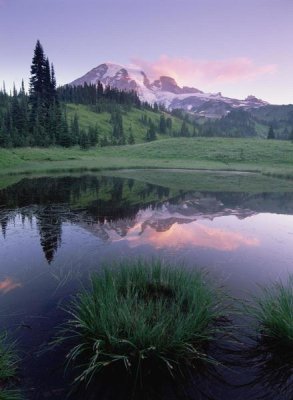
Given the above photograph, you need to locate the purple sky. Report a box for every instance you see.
[0,0,292,104]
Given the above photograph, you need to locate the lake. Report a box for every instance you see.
[0,171,292,399]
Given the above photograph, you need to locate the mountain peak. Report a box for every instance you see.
[70,62,269,117]
[244,95,268,105]
[152,76,181,93]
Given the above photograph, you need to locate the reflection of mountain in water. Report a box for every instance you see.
[0,176,171,263]
[1,175,293,262]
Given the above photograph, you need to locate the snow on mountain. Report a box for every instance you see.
[70,62,269,117]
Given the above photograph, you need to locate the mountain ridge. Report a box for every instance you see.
[70,62,269,118]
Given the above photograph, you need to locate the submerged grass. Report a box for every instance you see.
[60,260,228,386]
[0,333,21,400]
[249,276,293,347]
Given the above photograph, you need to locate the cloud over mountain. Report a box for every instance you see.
[131,55,277,87]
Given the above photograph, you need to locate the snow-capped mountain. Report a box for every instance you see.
[70,62,269,117]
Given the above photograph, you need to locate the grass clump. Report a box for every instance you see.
[61,260,228,385]
[0,333,21,400]
[250,276,293,347]
[243,276,293,398]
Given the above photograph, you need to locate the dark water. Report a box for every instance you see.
[0,173,292,399]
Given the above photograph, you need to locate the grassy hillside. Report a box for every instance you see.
[66,103,195,143]
[198,105,293,139]
[252,105,293,138]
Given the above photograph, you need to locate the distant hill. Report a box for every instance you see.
[65,103,196,144]
[70,62,293,139]
[199,106,293,139]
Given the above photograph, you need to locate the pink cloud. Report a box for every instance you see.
[131,55,277,87]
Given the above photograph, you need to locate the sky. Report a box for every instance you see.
[0,0,292,104]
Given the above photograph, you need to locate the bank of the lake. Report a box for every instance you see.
[1,138,293,185]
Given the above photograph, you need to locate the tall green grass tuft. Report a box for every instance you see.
[60,260,228,386]
[0,333,21,400]
[249,276,293,347]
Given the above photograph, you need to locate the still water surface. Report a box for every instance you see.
[0,173,292,399]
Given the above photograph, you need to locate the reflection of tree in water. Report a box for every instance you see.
[138,183,170,201]
[0,214,8,238]
[0,176,172,263]
[2,175,293,264]
[0,206,63,264]
[36,207,63,264]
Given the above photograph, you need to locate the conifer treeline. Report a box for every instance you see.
[0,40,200,148]
[0,41,146,148]
[1,41,62,147]
[58,82,142,111]
[0,81,29,147]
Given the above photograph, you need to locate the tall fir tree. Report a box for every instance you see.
[70,113,80,144]
[146,121,157,141]
[159,114,167,133]
[29,40,46,103]
[50,63,58,103]
[267,125,275,140]
[29,40,62,146]
[180,120,190,137]
[29,40,47,144]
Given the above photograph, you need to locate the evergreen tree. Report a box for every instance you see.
[59,115,71,147]
[29,40,46,104]
[0,116,11,147]
[29,40,46,142]
[145,121,157,141]
[97,81,104,97]
[19,80,29,144]
[50,63,58,103]
[110,111,125,145]
[29,40,62,146]
[166,117,172,131]
[267,125,275,140]
[100,135,109,147]
[11,85,21,144]
[180,121,190,137]
[70,113,80,144]
[128,126,135,144]
[79,129,90,149]
[44,58,52,106]
[88,125,98,146]
[159,115,167,134]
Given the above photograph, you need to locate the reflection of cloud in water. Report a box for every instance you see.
[0,277,22,294]
[127,221,259,251]
[80,207,260,251]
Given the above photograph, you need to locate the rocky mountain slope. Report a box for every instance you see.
[70,62,269,118]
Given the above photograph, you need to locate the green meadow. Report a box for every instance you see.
[0,138,293,191]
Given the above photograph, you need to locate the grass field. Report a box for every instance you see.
[0,138,293,189]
